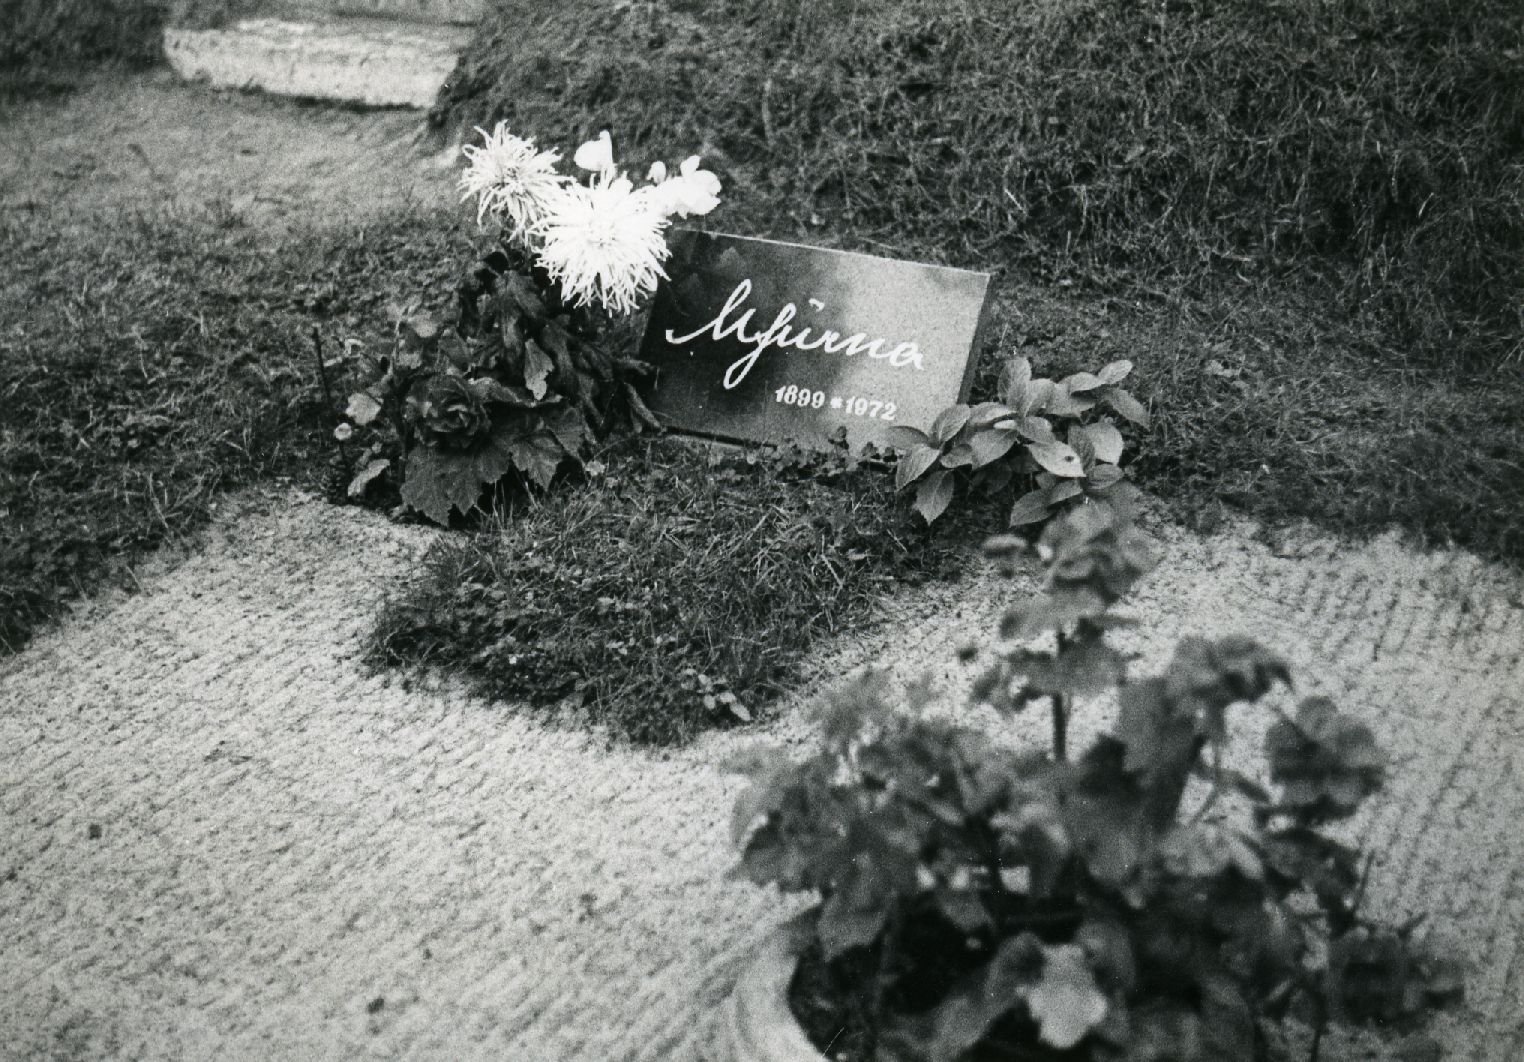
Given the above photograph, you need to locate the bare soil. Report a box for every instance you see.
[0,68,457,230]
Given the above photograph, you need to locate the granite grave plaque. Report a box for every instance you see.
[638,231,992,450]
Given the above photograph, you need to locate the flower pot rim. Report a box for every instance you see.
[720,918,829,1062]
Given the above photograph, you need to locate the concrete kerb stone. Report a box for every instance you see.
[165,16,475,108]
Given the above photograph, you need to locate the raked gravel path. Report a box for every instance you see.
[2,489,1522,1061]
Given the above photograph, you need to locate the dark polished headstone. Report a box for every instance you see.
[638,231,991,450]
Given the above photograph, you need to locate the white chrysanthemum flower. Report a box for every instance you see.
[647,154,722,219]
[535,172,670,316]
[458,122,569,242]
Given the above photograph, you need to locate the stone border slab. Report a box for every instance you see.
[165,17,473,108]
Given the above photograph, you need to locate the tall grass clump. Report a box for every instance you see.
[0,0,166,72]
[436,0,1523,366]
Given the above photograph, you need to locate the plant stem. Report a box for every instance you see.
[863,907,902,1059]
[1052,631,1071,761]
[1053,693,1068,762]
[311,328,350,467]
[1191,743,1226,823]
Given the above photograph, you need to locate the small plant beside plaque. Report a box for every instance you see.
[335,125,722,524]
[890,356,1151,528]
[728,502,1463,1062]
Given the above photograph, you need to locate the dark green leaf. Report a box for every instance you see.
[914,470,956,524]
[992,799,1071,894]
[1047,479,1084,505]
[1097,359,1133,385]
[1067,424,1097,470]
[1157,823,1262,880]
[1027,439,1086,478]
[1116,678,1199,787]
[499,272,545,323]
[438,329,473,372]
[538,318,577,383]
[896,443,944,491]
[999,589,1108,639]
[968,427,1020,468]
[400,436,516,524]
[931,405,973,445]
[1008,636,1127,698]
[967,401,1017,428]
[1063,741,1152,886]
[523,339,554,400]
[507,430,565,490]
[1261,825,1360,913]
[1104,387,1150,427]
[1045,385,1096,417]
[1075,918,1136,995]
[1010,488,1053,526]
[885,933,1044,1062]
[469,376,540,408]
[1016,415,1056,443]
[542,406,590,457]
[1086,463,1125,491]
[1002,356,1033,413]
[884,424,930,451]
[1266,696,1386,821]
[1163,636,1291,723]
[940,443,977,469]
[1083,421,1125,464]
[818,839,910,959]
[1061,371,1105,394]
[976,460,1016,496]
[1026,378,1056,414]
[1327,927,1429,1023]
[935,889,993,933]
[346,457,389,498]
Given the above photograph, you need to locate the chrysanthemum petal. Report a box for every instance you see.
[535,173,671,316]
[457,121,569,244]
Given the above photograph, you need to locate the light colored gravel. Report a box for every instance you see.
[2,490,1521,1061]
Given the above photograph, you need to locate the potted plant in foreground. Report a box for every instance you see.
[724,502,1463,1061]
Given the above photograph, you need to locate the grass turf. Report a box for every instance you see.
[4,11,1521,739]
[0,205,472,652]
[436,0,1523,368]
[0,0,166,73]
[367,437,965,745]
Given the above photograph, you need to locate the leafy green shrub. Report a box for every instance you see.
[337,126,720,524]
[730,502,1463,1060]
[367,436,961,744]
[335,259,658,524]
[437,0,1523,366]
[891,356,1149,528]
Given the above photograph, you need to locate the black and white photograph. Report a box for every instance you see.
[2,1,1520,1059]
